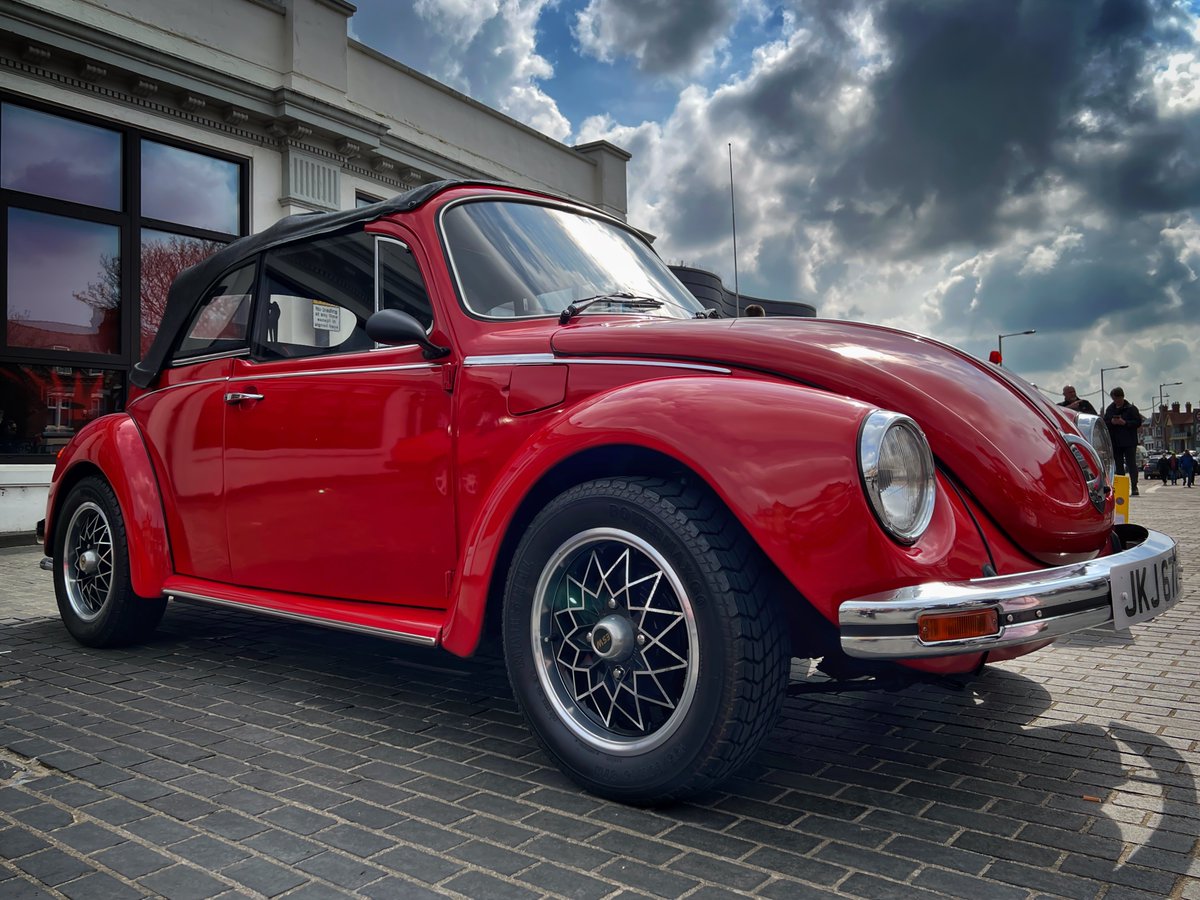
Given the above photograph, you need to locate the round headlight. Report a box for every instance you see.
[859,411,936,544]
[1074,413,1115,488]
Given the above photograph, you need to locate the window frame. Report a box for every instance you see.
[0,92,248,462]
[0,95,248,369]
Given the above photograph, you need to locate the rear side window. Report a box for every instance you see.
[173,263,255,361]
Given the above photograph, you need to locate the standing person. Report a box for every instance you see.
[1180,449,1195,487]
[1169,452,1179,485]
[1104,388,1144,496]
[1059,385,1097,414]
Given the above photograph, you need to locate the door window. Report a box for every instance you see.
[253,231,434,360]
[255,231,375,360]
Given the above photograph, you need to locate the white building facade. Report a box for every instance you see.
[0,0,630,534]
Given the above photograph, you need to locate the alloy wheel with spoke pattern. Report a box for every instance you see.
[533,528,699,754]
[504,476,789,803]
[53,476,167,647]
[63,501,115,622]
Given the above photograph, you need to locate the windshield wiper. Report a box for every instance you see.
[559,291,664,324]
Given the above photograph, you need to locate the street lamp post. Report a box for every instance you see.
[1159,381,1183,452]
[1100,364,1129,403]
[997,329,1036,365]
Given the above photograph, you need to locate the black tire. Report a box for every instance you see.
[53,476,166,648]
[502,476,789,803]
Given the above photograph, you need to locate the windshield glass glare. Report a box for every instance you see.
[442,199,705,320]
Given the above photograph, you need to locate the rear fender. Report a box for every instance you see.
[45,414,172,599]
[441,376,877,656]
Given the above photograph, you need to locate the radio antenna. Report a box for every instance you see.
[728,142,741,317]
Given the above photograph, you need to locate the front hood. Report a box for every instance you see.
[552,317,1107,559]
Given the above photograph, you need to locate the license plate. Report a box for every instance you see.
[1110,545,1181,630]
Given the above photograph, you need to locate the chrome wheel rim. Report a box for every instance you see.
[531,528,699,755]
[62,501,114,622]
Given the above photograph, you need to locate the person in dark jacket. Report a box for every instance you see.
[1059,385,1097,415]
[1181,450,1196,487]
[1104,387,1144,495]
[1158,454,1171,483]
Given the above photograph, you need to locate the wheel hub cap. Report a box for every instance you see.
[591,615,635,662]
[78,550,100,575]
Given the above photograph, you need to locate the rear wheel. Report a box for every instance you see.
[54,476,166,647]
[502,476,788,803]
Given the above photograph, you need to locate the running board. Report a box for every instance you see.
[162,577,443,647]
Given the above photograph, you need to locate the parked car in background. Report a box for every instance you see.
[1145,454,1165,479]
[38,180,1181,803]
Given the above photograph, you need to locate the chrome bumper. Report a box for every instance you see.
[839,528,1177,659]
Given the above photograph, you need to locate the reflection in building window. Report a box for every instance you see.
[0,365,121,458]
[1,104,122,210]
[6,209,121,355]
[142,139,240,234]
[140,230,224,358]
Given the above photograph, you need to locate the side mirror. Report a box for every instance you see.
[366,309,450,360]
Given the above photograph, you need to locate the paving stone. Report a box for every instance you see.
[58,870,147,900]
[138,864,230,900]
[12,848,93,886]
[223,856,308,896]
[92,842,173,879]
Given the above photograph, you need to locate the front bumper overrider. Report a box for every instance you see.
[839,527,1177,659]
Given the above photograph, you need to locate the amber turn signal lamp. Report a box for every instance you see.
[918,608,1000,643]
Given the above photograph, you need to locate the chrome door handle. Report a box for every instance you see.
[224,391,264,404]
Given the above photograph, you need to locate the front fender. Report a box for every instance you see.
[441,376,883,656]
[46,414,172,599]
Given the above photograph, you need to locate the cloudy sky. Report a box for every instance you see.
[350,0,1200,418]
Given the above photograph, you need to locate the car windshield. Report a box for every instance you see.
[441,198,707,320]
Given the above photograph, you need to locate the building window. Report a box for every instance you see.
[0,96,247,461]
[356,191,383,208]
[0,364,122,457]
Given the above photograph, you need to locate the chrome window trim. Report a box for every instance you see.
[462,354,730,374]
[168,591,438,647]
[168,348,250,367]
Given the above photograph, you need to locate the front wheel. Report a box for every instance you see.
[502,477,789,803]
[54,476,166,647]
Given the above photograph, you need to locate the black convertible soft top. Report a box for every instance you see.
[131,179,508,388]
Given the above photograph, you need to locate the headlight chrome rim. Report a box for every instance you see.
[1073,413,1116,491]
[859,410,937,545]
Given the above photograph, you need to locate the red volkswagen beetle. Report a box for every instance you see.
[40,181,1179,803]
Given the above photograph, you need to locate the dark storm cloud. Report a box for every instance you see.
[932,217,1200,339]
[575,0,736,75]
[818,0,1195,253]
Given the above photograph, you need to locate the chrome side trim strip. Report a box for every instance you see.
[839,528,1177,659]
[229,363,437,381]
[463,354,730,374]
[127,377,230,408]
[168,591,439,647]
[464,354,556,366]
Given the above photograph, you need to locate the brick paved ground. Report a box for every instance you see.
[0,485,1196,899]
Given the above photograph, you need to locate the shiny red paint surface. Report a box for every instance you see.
[49,182,1113,678]
[45,414,172,599]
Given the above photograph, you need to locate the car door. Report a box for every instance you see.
[127,262,257,582]
[222,230,456,607]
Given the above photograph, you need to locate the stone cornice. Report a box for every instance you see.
[0,1,386,149]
